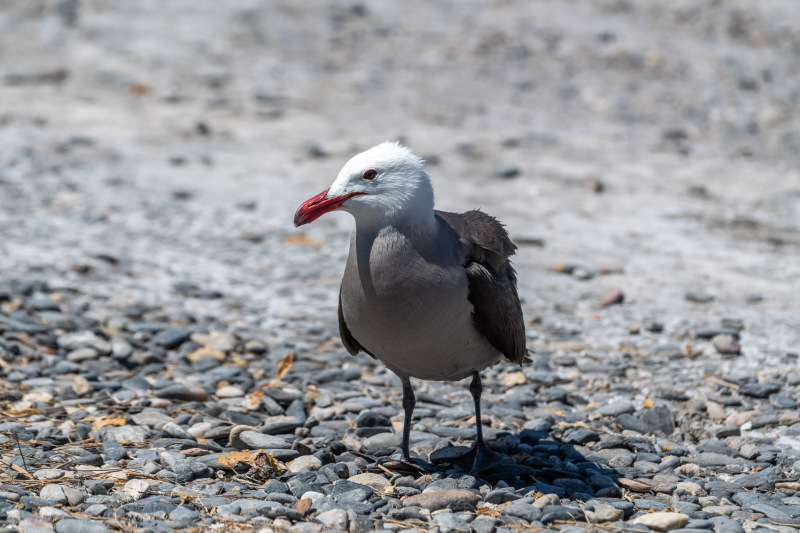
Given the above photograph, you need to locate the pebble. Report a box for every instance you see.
[712,334,741,355]
[18,517,55,533]
[54,520,110,533]
[631,512,689,531]
[154,384,208,402]
[362,432,401,451]
[39,485,85,506]
[348,473,391,493]
[432,512,470,532]
[738,382,783,398]
[150,328,190,349]
[315,509,348,529]
[404,489,482,510]
[493,165,520,179]
[715,426,740,438]
[288,455,322,473]
[586,503,624,523]
[685,290,714,303]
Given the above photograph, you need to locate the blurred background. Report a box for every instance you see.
[0,0,798,356]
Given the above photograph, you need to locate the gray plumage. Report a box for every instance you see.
[338,208,525,380]
[294,142,526,470]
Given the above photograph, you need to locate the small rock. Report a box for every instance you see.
[54,519,110,533]
[19,516,56,533]
[432,512,470,532]
[362,432,401,451]
[563,428,600,445]
[288,455,322,473]
[70,376,93,396]
[216,385,244,398]
[191,331,237,352]
[586,503,623,523]
[232,431,291,450]
[749,414,778,429]
[493,164,520,179]
[533,493,560,509]
[404,489,481,511]
[470,517,499,533]
[601,288,624,307]
[644,320,664,333]
[715,426,740,438]
[739,382,782,398]
[66,348,97,363]
[154,384,207,402]
[675,482,707,498]
[132,410,173,428]
[631,512,689,531]
[34,469,66,480]
[39,485,85,506]
[293,498,313,515]
[57,331,111,353]
[315,509,348,530]
[348,473,391,493]
[739,443,760,460]
[150,328,190,349]
[685,290,714,303]
[675,463,701,477]
[771,393,798,409]
[303,140,327,158]
[91,425,149,443]
[712,334,741,355]
[618,478,652,493]
[169,506,199,522]
[123,479,151,501]
[597,401,635,416]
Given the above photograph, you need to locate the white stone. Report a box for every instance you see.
[39,506,70,518]
[187,422,213,437]
[631,512,689,531]
[123,479,151,501]
[216,385,244,398]
[315,509,348,530]
[287,455,322,473]
[301,491,325,502]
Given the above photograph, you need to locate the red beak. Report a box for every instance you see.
[293,189,366,227]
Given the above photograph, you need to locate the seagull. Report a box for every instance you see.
[294,142,526,473]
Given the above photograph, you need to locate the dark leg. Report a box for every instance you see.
[401,376,415,462]
[469,372,485,446]
[469,371,494,472]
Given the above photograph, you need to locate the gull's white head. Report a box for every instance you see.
[294,142,435,227]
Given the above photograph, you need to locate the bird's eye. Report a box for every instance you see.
[362,169,377,180]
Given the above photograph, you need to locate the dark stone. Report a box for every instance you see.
[562,428,600,445]
[150,328,190,349]
[738,382,782,398]
[356,411,392,428]
[693,328,741,339]
[494,165,520,179]
[638,405,675,435]
[552,478,594,498]
[541,506,586,524]
[616,414,654,435]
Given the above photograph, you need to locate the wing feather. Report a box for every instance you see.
[435,209,527,364]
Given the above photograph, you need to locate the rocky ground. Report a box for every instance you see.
[1,1,800,532]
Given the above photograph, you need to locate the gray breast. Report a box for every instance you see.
[340,219,501,381]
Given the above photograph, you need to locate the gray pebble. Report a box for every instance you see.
[493,165,520,179]
[55,519,110,533]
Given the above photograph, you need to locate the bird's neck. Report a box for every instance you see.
[354,209,438,244]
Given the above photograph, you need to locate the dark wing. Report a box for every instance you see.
[338,286,375,359]
[435,209,527,364]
